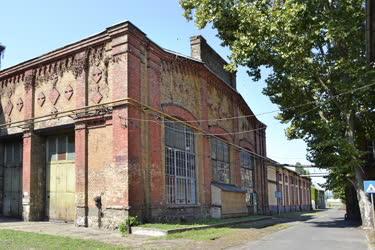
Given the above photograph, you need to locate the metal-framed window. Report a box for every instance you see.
[165,120,196,205]
[211,138,230,183]
[46,135,75,162]
[240,150,255,170]
[240,150,254,204]
[4,142,22,165]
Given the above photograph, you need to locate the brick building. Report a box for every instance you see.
[267,160,312,214]
[0,21,268,228]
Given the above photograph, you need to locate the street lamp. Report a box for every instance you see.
[0,44,5,69]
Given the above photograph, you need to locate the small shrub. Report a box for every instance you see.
[119,216,140,236]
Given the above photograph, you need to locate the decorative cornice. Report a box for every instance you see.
[72,51,89,79]
[24,70,36,93]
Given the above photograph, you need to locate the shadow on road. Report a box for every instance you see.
[230,210,328,230]
[306,218,362,228]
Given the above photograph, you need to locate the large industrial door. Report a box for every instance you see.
[3,142,23,217]
[46,135,75,222]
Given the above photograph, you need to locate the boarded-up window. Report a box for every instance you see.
[165,120,196,205]
[211,138,230,183]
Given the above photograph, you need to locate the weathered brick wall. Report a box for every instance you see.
[0,21,270,227]
[275,167,311,212]
[33,66,76,130]
[190,36,236,89]
[0,23,132,227]
[0,143,4,214]
[130,28,269,219]
[22,132,45,221]
[0,74,25,135]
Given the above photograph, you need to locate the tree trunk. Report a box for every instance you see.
[355,167,373,228]
[347,112,373,228]
[345,184,361,222]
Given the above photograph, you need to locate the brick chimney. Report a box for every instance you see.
[190,36,236,89]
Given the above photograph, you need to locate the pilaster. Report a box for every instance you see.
[0,143,4,214]
[22,129,45,221]
[75,122,88,226]
[74,51,89,226]
[110,30,131,212]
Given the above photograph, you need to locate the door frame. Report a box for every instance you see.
[45,134,76,222]
[2,141,23,218]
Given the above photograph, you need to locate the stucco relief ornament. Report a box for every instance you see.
[72,56,87,79]
[24,71,35,93]
[92,67,102,83]
[241,120,249,131]
[64,85,74,100]
[5,85,14,98]
[37,92,46,107]
[48,74,60,105]
[91,85,103,104]
[51,107,58,118]
[50,74,59,87]
[16,98,23,111]
[4,100,13,116]
[49,87,60,105]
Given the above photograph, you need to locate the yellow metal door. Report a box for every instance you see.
[3,142,22,218]
[46,135,75,222]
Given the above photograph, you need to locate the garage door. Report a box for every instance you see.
[3,142,23,217]
[46,135,75,222]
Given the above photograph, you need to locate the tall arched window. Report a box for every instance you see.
[240,150,254,204]
[165,120,196,205]
[211,138,230,183]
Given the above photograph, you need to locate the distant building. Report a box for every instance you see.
[311,183,326,209]
[267,159,312,214]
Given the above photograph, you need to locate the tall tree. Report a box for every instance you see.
[181,0,375,227]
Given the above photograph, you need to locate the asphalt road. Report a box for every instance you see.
[230,209,368,250]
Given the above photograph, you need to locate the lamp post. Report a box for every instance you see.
[0,44,5,69]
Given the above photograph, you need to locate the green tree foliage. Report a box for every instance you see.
[181,0,375,226]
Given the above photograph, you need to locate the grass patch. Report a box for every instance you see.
[165,227,235,241]
[140,215,267,230]
[0,229,125,250]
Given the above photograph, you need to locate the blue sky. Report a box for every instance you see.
[0,0,314,167]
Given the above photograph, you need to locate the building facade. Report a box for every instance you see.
[0,22,268,229]
[311,184,326,210]
[267,161,311,214]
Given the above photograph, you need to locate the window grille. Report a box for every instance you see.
[240,150,254,204]
[211,138,230,183]
[165,121,196,205]
[4,142,22,164]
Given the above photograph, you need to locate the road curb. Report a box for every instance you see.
[132,216,272,236]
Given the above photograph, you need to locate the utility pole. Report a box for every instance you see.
[0,44,5,69]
